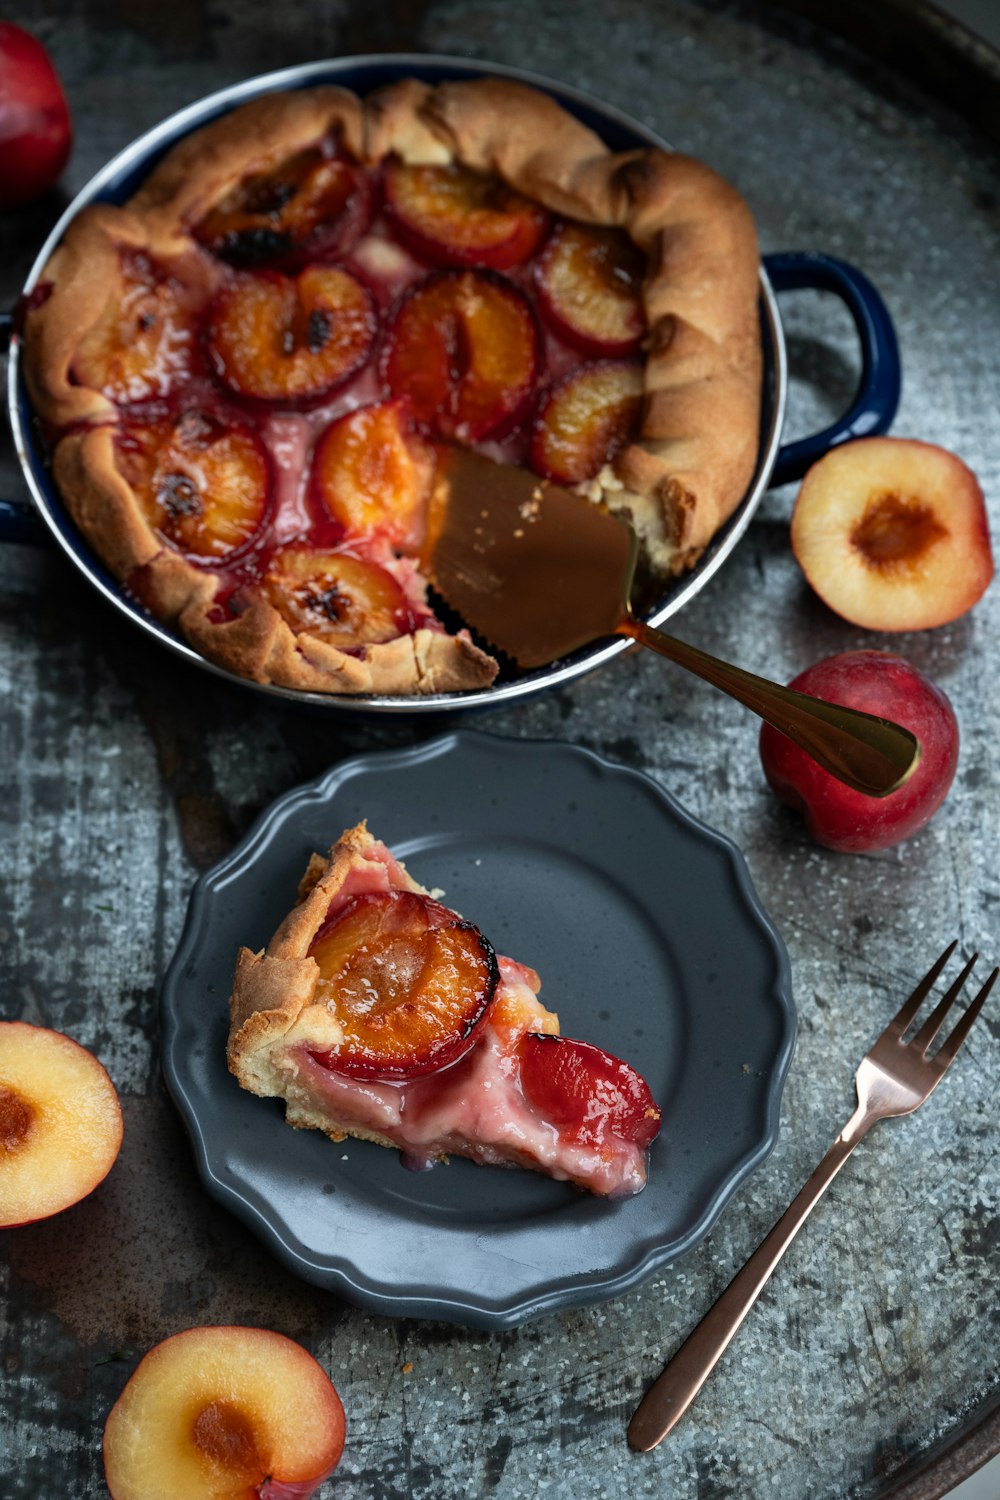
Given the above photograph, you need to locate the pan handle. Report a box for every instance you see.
[0,496,50,545]
[0,309,54,546]
[764,251,900,487]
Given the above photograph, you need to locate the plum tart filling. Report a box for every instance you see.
[51,159,648,630]
[26,81,763,693]
[294,987,654,1198]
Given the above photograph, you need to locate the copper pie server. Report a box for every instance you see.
[423,449,919,797]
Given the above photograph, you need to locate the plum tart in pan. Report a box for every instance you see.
[23,79,761,696]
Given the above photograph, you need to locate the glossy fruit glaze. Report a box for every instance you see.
[57,139,648,653]
[308,889,499,1079]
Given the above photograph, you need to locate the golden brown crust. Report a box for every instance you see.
[128,87,367,241]
[182,603,497,695]
[24,77,762,683]
[362,78,452,166]
[23,207,144,431]
[228,824,425,1131]
[50,429,497,695]
[52,427,159,578]
[228,946,323,1059]
[227,823,380,1088]
[269,822,424,960]
[368,78,615,216]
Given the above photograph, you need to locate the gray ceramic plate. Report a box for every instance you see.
[161,732,796,1329]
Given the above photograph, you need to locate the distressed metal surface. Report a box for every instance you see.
[1,2,998,1497]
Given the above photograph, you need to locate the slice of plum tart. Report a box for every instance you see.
[22,78,762,697]
[227,823,661,1197]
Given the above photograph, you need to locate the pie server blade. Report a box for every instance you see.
[422,447,920,798]
[424,445,636,671]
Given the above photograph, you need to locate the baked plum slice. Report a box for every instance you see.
[383,269,539,442]
[74,252,199,403]
[535,223,646,356]
[520,1033,661,1152]
[310,399,434,553]
[207,265,375,407]
[194,148,372,268]
[257,546,409,649]
[309,890,499,1080]
[116,409,271,562]
[531,359,644,483]
[383,159,549,270]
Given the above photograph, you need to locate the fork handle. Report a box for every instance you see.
[627,1104,873,1451]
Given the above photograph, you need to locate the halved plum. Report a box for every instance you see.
[194,149,372,268]
[310,399,434,553]
[309,891,499,1079]
[207,265,376,407]
[258,545,409,649]
[520,1032,661,1152]
[535,223,646,355]
[116,409,271,562]
[74,252,199,403]
[383,269,539,442]
[103,1326,346,1500]
[790,437,994,631]
[531,360,644,484]
[383,159,549,270]
[0,1021,123,1229]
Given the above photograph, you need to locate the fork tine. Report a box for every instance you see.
[885,940,958,1038]
[910,951,979,1054]
[932,966,999,1071]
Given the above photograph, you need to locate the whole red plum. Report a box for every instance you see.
[759,650,959,853]
[0,24,72,210]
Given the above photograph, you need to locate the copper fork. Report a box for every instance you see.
[628,942,998,1451]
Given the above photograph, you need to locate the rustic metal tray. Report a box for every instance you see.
[1,3,997,1498]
